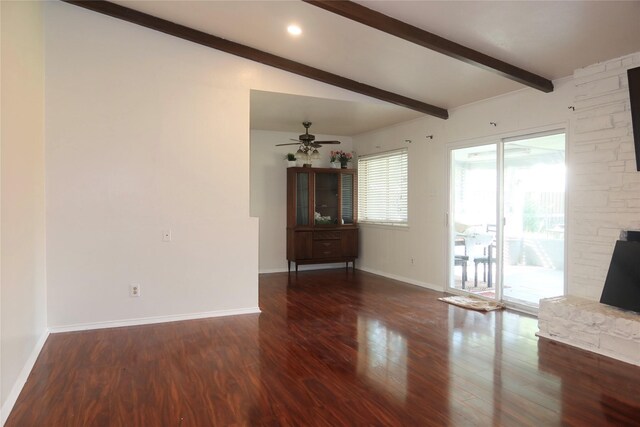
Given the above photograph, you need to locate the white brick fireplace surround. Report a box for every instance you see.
[538,52,640,365]
[569,51,640,300]
[538,296,640,366]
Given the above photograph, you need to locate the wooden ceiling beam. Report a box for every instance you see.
[304,0,554,93]
[61,0,449,119]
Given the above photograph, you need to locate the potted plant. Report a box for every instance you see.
[329,151,340,169]
[285,153,297,167]
[330,150,353,169]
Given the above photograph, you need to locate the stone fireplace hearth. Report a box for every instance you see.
[537,296,640,366]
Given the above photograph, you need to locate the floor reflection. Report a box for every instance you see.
[448,307,562,425]
[538,338,640,425]
[357,316,408,402]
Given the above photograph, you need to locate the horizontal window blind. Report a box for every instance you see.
[358,149,408,225]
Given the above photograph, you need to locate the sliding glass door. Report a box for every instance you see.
[502,132,565,306]
[448,131,566,308]
[449,145,498,298]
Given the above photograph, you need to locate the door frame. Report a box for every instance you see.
[446,139,500,301]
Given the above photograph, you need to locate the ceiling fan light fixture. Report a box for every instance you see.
[311,149,320,159]
[287,24,302,36]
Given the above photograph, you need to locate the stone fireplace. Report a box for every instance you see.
[538,238,640,366]
[547,49,640,366]
[538,295,640,366]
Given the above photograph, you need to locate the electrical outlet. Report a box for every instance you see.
[130,284,141,297]
[162,230,172,242]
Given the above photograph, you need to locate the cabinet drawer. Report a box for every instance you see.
[313,240,342,258]
[314,231,341,240]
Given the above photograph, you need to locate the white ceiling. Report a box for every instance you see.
[114,1,640,135]
[250,90,423,135]
[358,1,640,80]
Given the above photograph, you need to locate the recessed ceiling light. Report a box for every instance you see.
[287,24,302,36]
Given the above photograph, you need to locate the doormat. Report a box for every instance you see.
[438,295,505,312]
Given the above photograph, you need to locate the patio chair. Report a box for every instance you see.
[474,225,497,287]
[455,255,469,289]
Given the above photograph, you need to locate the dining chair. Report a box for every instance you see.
[455,255,469,288]
[473,225,497,287]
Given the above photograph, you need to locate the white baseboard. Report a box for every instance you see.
[48,307,261,333]
[1,329,50,426]
[357,266,443,292]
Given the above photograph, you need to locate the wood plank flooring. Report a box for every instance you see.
[7,269,640,426]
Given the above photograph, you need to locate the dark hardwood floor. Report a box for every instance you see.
[7,270,640,426]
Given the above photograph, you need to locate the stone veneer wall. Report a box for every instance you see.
[569,51,640,300]
[540,52,640,366]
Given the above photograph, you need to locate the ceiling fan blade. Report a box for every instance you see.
[275,124,338,147]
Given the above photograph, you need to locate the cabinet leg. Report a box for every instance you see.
[287,261,290,273]
[295,263,299,273]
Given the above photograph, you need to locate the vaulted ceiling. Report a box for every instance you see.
[73,0,640,134]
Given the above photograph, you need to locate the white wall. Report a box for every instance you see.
[353,77,575,291]
[250,129,353,272]
[44,2,376,329]
[354,51,640,301]
[1,1,48,422]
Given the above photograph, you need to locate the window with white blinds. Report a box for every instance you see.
[358,149,408,225]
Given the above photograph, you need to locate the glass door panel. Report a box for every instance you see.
[315,173,338,225]
[502,133,565,306]
[296,172,309,226]
[450,145,497,296]
[341,174,354,224]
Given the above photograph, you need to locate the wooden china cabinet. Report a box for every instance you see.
[286,167,358,272]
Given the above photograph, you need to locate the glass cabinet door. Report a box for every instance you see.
[341,174,354,224]
[296,172,309,226]
[315,173,338,225]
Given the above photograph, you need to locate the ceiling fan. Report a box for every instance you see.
[275,121,341,149]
